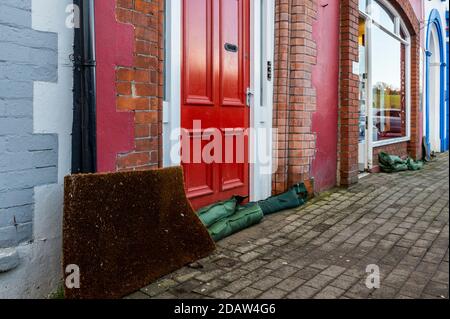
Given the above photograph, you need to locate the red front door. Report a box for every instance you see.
[181,0,250,210]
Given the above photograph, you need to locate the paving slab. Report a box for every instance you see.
[126,154,449,299]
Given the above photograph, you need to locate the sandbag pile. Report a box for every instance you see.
[198,184,308,242]
[379,152,424,173]
[258,183,308,215]
[208,202,264,242]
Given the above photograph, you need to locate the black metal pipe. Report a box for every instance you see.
[72,0,97,173]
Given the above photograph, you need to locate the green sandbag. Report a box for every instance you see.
[379,152,405,166]
[379,152,424,173]
[258,183,307,216]
[208,203,264,242]
[292,183,308,201]
[197,197,237,227]
[379,152,408,173]
[379,162,408,173]
[407,158,424,171]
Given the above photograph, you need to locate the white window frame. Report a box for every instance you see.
[162,0,275,202]
[360,0,412,168]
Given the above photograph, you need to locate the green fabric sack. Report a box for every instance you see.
[379,152,424,173]
[379,152,408,173]
[380,162,408,173]
[379,152,405,166]
[407,158,424,171]
[292,183,309,205]
[208,203,264,242]
[258,185,306,216]
[292,182,308,202]
[197,197,238,228]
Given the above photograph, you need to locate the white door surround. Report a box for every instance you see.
[427,24,442,153]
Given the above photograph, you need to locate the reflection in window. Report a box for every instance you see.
[359,0,367,13]
[372,25,406,141]
[359,17,367,143]
[371,0,395,33]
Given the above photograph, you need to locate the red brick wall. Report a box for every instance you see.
[272,0,318,195]
[103,0,422,197]
[338,0,422,185]
[338,0,360,186]
[108,0,321,196]
[114,0,164,171]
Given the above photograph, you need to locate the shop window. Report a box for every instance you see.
[371,0,396,33]
[371,24,406,141]
[359,0,411,145]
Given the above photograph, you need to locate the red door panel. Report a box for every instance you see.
[220,0,245,107]
[182,131,215,198]
[183,0,214,106]
[182,0,250,210]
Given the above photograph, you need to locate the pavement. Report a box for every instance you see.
[126,153,449,299]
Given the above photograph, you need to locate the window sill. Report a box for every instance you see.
[372,136,411,148]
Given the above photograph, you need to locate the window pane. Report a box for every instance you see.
[371,1,395,33]
[400,28,407,40]
[372,25,406,141]
[359,0,367,13]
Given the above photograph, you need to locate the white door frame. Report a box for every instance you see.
[162,0,275,202]
[427,24,442,152]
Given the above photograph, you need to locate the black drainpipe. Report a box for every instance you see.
[72,0,97,173]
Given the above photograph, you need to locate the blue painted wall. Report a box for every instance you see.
[425,9,448,153]
[445,10,450,154]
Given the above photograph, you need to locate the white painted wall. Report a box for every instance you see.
[424,0,449,153]
[429,26,441,152]
[0,0,73,298]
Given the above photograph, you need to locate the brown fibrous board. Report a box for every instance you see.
[63,167,216,299]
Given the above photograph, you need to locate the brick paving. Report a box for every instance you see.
[127,154,449,299]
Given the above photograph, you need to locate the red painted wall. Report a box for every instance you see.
[410,0,423,19]
[95,0,135,172]
[311,1,340,192]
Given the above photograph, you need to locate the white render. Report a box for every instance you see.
[0,0,73,299]
[424,0,449,153]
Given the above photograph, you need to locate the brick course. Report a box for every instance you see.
[272,0,318,194]
[114,0,164,171]
[108,0,423,195]
[338,0,360,186]
[111,0,321,195]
